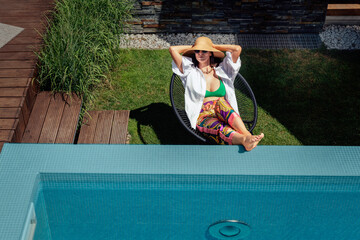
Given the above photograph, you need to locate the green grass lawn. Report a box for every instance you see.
[89,48,360,146]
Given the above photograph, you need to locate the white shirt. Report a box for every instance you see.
[172,51,241,129]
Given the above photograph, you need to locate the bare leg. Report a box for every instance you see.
[230,114,264,150]
[230,115,252,135]
[215,98,253,136]
[232,132,264,151]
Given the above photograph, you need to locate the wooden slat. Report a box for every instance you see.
[93,110,114,144]
[13,23,47,30]
[14,110,25,143]
[0,78,30,87]
[0,130,14,141]
[23,84,38,121]
[327,9,360,16]
[0,108,20,118]
[55,94,82,143]
[0,7,52,12]
[327,4,360,16]
[21,92,51,143]
[0,97,23,107]
[110,110,130,144]
[0,69,34,78]
[77,110,130,144]
[17,29,44,38]
[0,119,18,130]
[0,3,53,9]
[77,111,100,144]
[20,94,30,125]
[0,61,36,68]
[0,10,51,17]
[0,14,50,21]
[0,17,37,24]
[0,45,41,53]
[2,19,50,27]
[0,52,37,61]
[0,142,4,152]
[38,93,66,143]
[0,3,54,9]
[328,4,360,9]
[0,88,26,97]
[6,37,43,45]
[0,0,52,2]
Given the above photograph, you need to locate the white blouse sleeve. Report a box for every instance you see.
[172,56,194,78]
[218,51,241,81]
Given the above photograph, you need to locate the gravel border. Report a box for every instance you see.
[320,25,360,50]
[119,33,237,49]
[119,25,360,50]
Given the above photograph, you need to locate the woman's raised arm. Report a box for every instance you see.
[169,45,192,73]
[212,44,242,63]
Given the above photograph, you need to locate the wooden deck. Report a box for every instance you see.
[0,0,130,152]
[0,0,55,151]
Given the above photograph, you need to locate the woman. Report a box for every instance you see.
[169,36,264,151]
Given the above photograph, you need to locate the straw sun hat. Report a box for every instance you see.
[183,37,225,59]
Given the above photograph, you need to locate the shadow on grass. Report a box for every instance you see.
[130,103,204,144]
[130,103,250,151]
[241,49,360,145]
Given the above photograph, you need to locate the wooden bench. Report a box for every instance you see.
[21,91,82,143]
[327,4,360,16]
[326,4,360,25]
[77,110,130,144]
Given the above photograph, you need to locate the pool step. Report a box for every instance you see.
[77,110,130,144]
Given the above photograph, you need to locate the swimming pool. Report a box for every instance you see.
[34,173,360,240]
[0,144,360,240]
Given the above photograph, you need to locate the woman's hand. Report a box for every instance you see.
[212,44,242,63]
[169,45,192,73]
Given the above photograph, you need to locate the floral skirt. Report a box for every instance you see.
[196,98,241,145]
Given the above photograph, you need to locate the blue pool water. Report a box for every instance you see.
[34,174,360,240]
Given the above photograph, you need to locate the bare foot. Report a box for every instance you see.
[243,133,264,151]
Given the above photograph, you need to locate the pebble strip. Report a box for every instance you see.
[320,25,360,50]
[119,33,237,49]
[119,25,360,50]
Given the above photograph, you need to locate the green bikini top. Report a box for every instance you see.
[205,78,226,98]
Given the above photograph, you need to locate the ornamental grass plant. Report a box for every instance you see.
[35,0,133,103]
